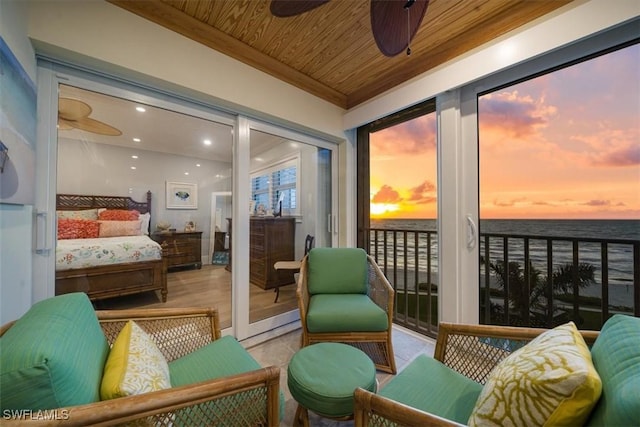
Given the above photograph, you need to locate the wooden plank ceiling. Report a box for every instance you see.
[108,0,573,109]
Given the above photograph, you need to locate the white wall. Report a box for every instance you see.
[0,0,37,323]
[57,138,231,261]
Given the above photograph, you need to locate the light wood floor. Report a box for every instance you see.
[95,264,298,329]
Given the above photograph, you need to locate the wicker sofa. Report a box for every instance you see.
[0,293,281,426]
[354,315,640,426]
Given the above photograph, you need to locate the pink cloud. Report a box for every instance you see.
[407,180,437,204]
[479,90,556,140]
[371,114,436,155]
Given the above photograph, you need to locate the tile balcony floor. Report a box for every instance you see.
[246,325,436,426]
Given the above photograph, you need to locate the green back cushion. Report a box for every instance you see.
[0,293,109,410]
[586,314,640,426]
[380,354,483,424]
[307,247,368,294]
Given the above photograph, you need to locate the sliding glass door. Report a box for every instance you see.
[236,120,337,340]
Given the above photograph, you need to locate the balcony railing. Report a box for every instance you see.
[365,227,639,338]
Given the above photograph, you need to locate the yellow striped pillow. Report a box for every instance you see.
[468,321,601,427]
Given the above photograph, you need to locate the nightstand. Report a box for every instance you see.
[151,231,202,270]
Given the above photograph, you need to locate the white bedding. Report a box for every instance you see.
[56,235,162,271]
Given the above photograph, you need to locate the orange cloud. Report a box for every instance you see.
[372,185,402,203]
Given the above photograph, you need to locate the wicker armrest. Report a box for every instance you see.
[435,322,599,384]
[354,388,465,427]
[5,366,281,426]
[366,255,394,313]
[97,307,221,362]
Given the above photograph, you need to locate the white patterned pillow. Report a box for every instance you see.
[468,321,602,427]
[100,321,171,400]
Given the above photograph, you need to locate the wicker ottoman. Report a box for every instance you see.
[288,342,377,426]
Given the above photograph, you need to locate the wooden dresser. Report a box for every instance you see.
[227,217,296,289]
[151,231,202,271]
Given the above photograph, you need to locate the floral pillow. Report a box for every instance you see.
[98,220,142,237]
[58,218,100,239]
[98,209,140,221]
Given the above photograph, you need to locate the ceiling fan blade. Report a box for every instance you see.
[371,0,429,57]
[69,117,122,136]
[270,0,330,17]
[57,119,74,131]
[58,98,92,121]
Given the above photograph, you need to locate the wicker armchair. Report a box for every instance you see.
[1,306,281,426]
[297,247,396,373]
[353,322,600,427]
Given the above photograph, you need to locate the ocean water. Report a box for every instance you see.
[369,218,639,308]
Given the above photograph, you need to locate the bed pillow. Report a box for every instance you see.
[57,209,98,220]
[468,321,602,427]
[98,220,142,237]
[139,212,151,235]
[98,209,140,221]
[100,321,171,400]
[57,218,100,239]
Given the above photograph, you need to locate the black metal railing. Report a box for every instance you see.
[365,227,639,338]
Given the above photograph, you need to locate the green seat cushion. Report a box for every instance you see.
[308,247,368,294]
[169,335,285,420]
[0,293,109,411]
[306,294,388,333]
[169,336,262,385]
[288,342,377,418]
[586,314,640,426]
[380,354,483,425]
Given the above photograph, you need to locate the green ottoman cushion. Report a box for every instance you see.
[307,294,388,333]
[288,342,377,418]
[0,293,109,411]
[380,354,483,425]
[308,248,368,294]
[586,314,640,426]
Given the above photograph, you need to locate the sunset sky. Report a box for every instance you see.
[370,43,639,220]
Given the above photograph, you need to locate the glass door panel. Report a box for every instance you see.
[55,84,235,328]
[246,127,333,329]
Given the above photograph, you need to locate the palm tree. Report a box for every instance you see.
[485,258,595,327]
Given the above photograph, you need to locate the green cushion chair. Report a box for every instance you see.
[297,247,396,373]
[353,315,640,427]
[0,293,282,426]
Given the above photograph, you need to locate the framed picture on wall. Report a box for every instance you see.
[166,181,198,209]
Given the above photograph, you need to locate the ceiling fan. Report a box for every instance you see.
[270,0,430,57]
[58,98,122,136]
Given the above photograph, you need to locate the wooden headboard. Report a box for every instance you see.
[56,191,152,215]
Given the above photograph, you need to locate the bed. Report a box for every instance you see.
[55,192,168,302]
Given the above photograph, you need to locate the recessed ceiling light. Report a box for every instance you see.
[203,139,212,146]
[196,163,201,167]
[184,172,189,175]
[131,155,138,159]
[131,166,137,170]
[133,138,141,142]
[136,106,146,112]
